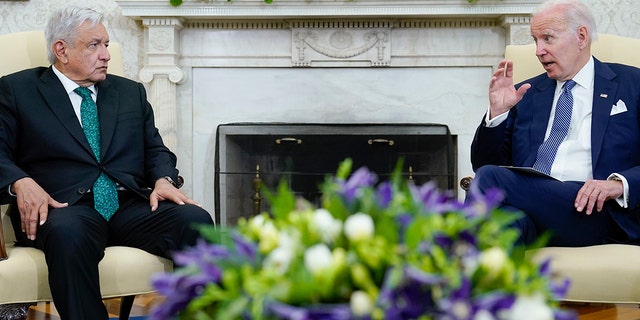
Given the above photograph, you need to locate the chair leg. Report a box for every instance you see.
[119,295,135,320]
[0,303,36,320]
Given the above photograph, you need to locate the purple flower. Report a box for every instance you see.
[173,238,230,268]
[339,167,377,202]
[434,233,453,249]
[539,258,552,277]
[437,277,473,320]
[554,308,579,320]
[150,237,256,319]
[232,232,258,261]
[395,213,413,243]
[395,213,413,229]
[433,231,479,260]
[376,181,393,207]
[538,258,571,299]
[149,272,215,320]
[377,267,443,320]
[410,182,461,214]
[463,185,504,218]
[265,299,353,320]
[473,291,516,315]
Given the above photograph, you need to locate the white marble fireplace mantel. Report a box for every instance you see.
[116,0,542,217]
[117,0,541,19]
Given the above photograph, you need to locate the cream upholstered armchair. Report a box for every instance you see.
[0,31,172,320]
[462,34,640,305]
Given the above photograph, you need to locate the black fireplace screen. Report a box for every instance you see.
[214,123,456,226]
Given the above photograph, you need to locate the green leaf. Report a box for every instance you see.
[264,180,296,220]
[335,158,353,180]
[169,0,183,6]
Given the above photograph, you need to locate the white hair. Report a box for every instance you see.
[44,6,104,64]
[534,0,598,42]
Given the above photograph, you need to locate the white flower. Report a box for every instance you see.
[473,309,496,320]
[250,214,266,228]
[303,243,333,275]
[350,290,373,316]
[247,214,266,237]
[344,212,374,242]
[312,208,342,243]
[258,221,279,253]
[278,229,298,250]
[479,247,507,277]
[503,294,553,320]
[263,246,294,275]
[452,301,471,319]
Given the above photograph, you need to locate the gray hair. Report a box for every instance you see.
[44,6,104,64]
[534,0,598,42]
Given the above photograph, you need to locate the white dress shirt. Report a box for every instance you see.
[52,65,97,125]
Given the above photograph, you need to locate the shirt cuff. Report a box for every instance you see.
[484,107,509,128]
[7,184,16,197]
[608,173,629,208]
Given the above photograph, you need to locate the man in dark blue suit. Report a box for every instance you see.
[470,0,640,247]
[0,6,214,319]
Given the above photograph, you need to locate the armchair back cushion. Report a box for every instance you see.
[506,33,640,83]
[0,30,124,77]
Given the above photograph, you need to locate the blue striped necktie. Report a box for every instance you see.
[532,79,577,175]
[74,87,119,220]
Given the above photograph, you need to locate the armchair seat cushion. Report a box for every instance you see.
[528,244,640,304]
[0,244,172,304]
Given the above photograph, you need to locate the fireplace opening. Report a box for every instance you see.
[215,123,456,227]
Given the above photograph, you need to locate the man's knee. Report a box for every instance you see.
[41,206,107,244]
[472,165,503,190]
[177,204,214,225]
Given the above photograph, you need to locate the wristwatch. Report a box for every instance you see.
[161,176,178,187]
[610,175,623,182]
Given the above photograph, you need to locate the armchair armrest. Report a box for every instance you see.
[0,207,7,261]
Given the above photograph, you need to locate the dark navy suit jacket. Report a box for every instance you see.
[0,66,178,207]
[471,58,640,241]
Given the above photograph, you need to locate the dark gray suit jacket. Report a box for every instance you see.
[0,66,178,206]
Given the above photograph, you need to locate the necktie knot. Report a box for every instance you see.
[74,86,93,100]
[563,79,576,92]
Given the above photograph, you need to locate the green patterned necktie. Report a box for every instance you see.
[74,87,119,220]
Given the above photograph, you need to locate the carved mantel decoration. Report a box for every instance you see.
[292,26,390,66]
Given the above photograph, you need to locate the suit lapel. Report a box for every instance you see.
[591,59,618,172]
[95,77,119,158]
[37,68,94,157]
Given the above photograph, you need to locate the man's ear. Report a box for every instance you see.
[52,40,68,63]
[577,25,589,50]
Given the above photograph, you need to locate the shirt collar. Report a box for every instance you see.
[557,56,594,91]
[51,65,97,96]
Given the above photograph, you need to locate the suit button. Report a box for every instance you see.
[78,188,87,194]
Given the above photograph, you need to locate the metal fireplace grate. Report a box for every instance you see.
[215,123,456,227]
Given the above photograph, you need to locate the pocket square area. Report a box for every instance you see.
[611,99,628,115]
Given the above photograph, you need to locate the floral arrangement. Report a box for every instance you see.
[150,159,576,320]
